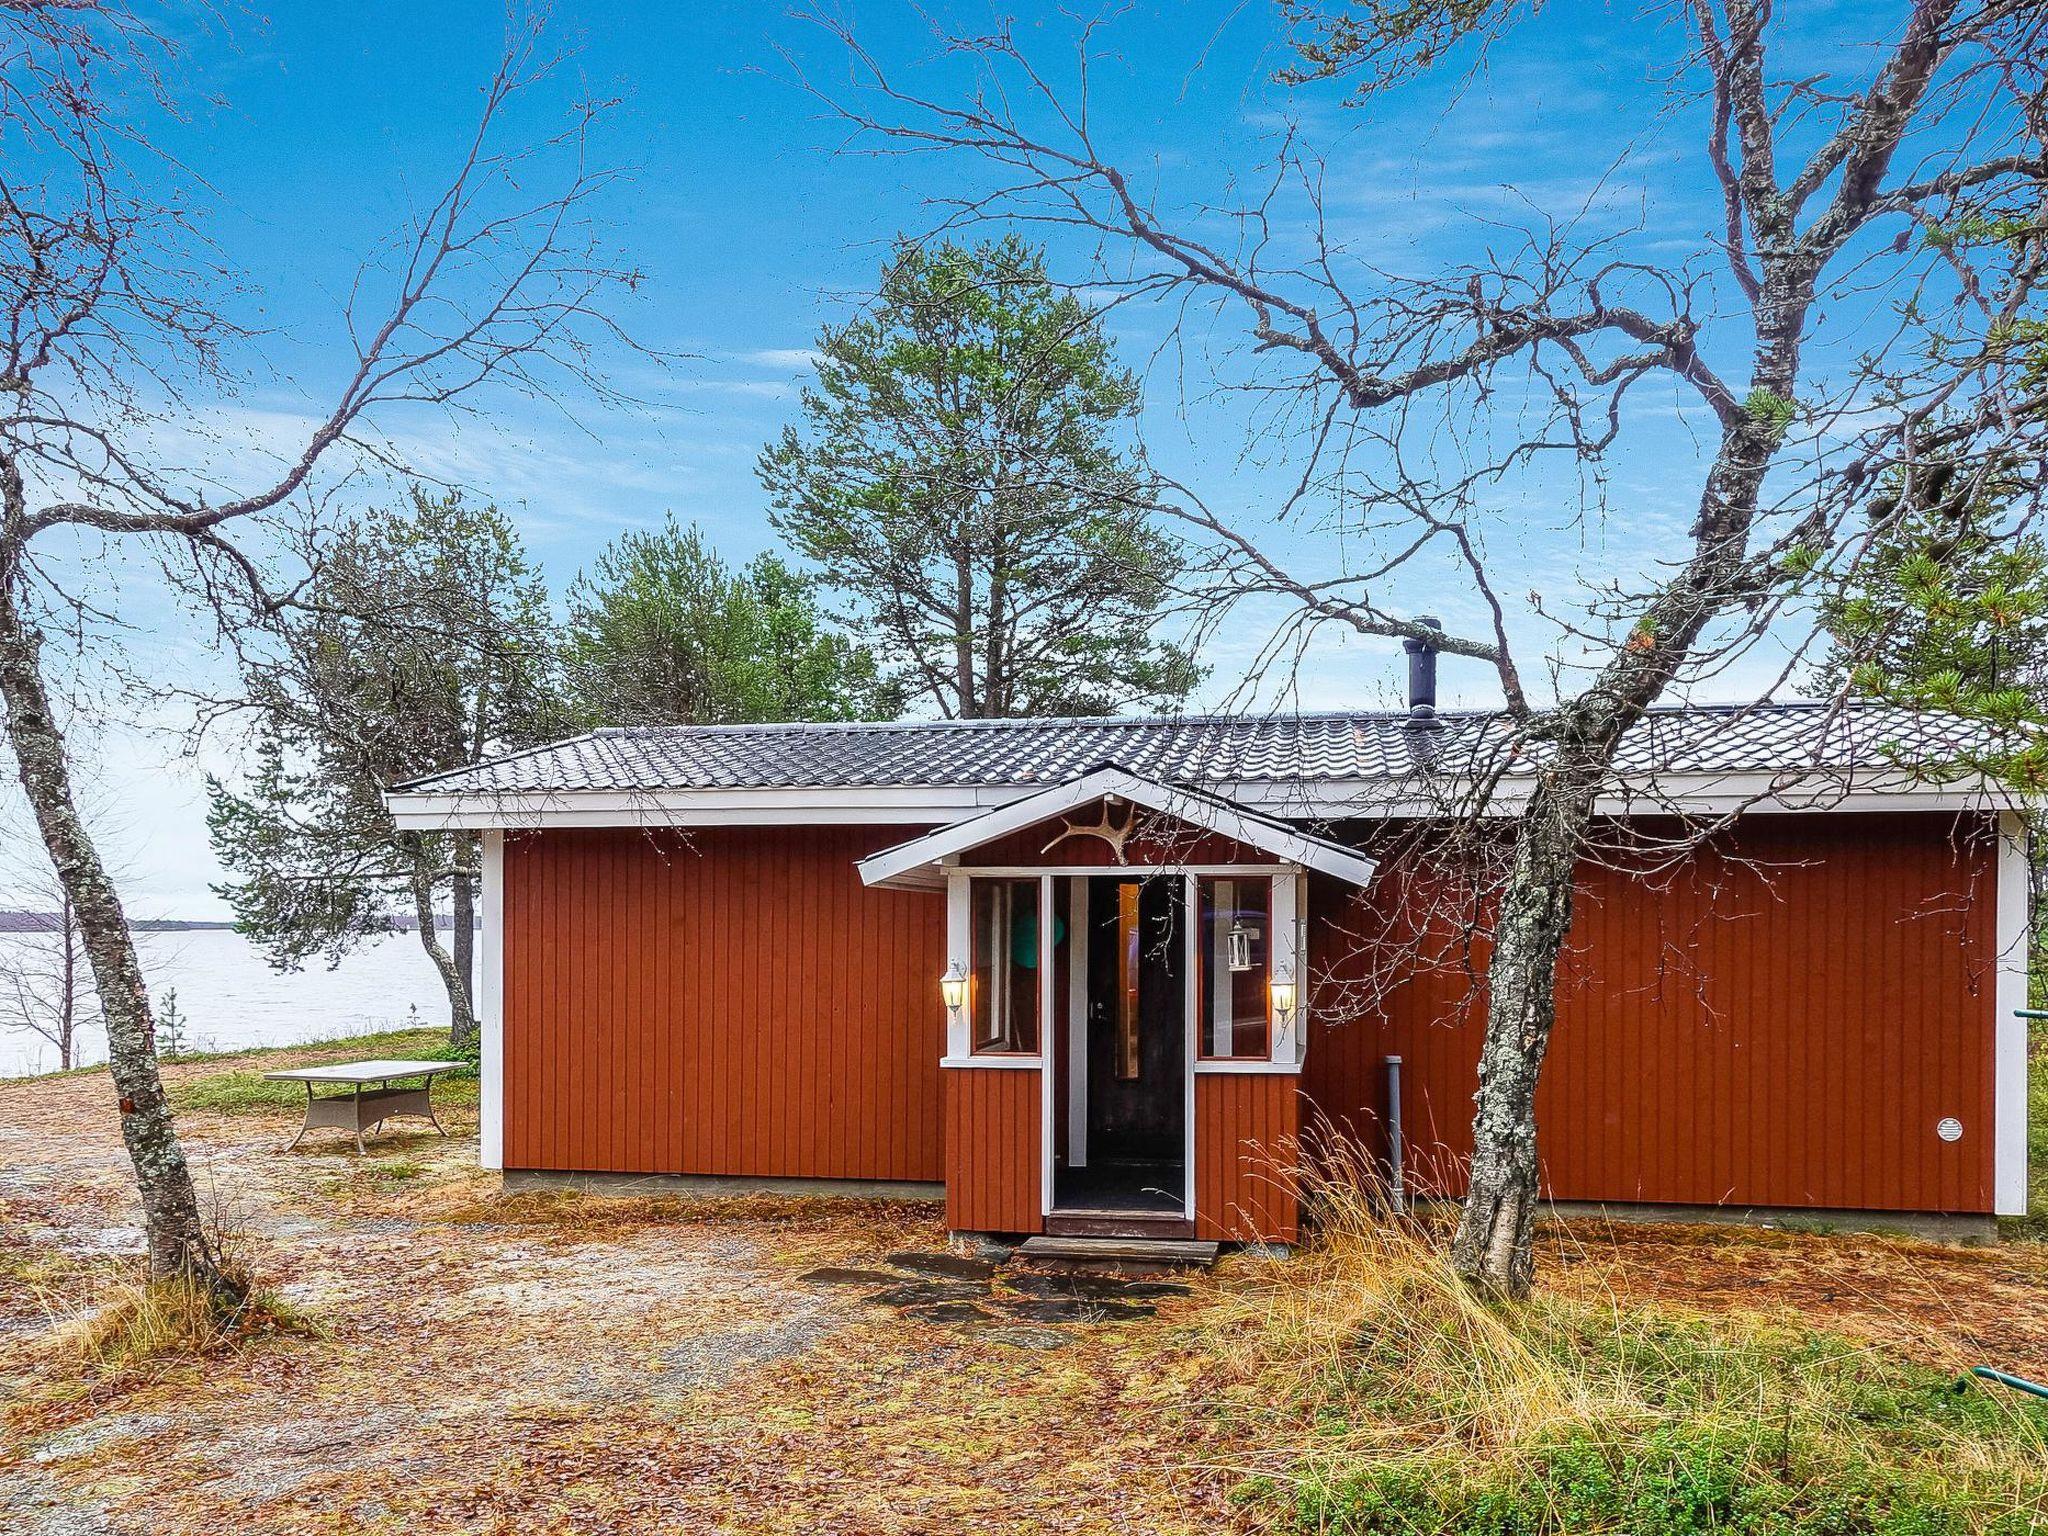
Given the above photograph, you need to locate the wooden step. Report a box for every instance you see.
[1018,1235,1220,1268]
[1043,1209,1196,1240]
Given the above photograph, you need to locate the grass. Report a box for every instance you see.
[164,1025,479,1116]
[2001,1015,2048,1240]
[1213,1143,2048,1535]
[53,1267,323,1373]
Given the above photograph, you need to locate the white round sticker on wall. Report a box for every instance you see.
[1936,1117,1964,1143]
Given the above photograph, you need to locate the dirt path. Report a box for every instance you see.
[8,1051,2048,1534]
[0,1058,1251,1536]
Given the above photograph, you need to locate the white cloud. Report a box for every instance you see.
[731,347,822,370]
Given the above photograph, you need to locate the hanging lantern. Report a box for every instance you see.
[1227,917,1259,972]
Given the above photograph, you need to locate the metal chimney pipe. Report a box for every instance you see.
[1402,616,1443,717]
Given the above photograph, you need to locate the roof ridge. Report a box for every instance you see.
[585,697,1885,739]
[591,711,1324,737]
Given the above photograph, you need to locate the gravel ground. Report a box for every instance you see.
[0,1055,1246,1536]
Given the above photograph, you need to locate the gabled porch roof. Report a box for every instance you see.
[854,764,1380,892]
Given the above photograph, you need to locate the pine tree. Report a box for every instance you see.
[209,490,559,1054]
[759,237,1198,719]
[561,517,893,727]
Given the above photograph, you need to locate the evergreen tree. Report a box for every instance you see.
[208,489,559,1052]
[1820,462,2048,792]
[561,516,893,726]
[759,236,1198,719]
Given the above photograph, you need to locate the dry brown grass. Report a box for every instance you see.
[43,1263,323,1374]
[1201,1138,2048,1532]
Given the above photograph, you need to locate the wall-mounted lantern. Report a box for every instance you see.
[1269,970,1298,1032]
[939,962,968,1017]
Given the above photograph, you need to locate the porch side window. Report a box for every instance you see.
[1199,876,1271,1060]
[970,877,1041,1055]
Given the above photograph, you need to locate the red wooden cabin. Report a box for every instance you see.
[386,701,2030,1242]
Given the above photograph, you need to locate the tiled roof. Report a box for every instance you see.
[391,702,1995,798]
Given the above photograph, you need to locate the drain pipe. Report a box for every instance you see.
[1384,1054,1406,1215]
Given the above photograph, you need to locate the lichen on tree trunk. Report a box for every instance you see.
[0,566,237,1292]
[1448,769,1598,1298]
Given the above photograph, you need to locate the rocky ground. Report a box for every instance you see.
[7,1047,2048,1534]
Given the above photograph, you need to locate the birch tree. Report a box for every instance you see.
[810,0,2048,1293]
[0,3,646,1299]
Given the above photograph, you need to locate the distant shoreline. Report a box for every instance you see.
[0,912,478,934]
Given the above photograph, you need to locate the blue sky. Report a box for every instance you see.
[152,0,1733,666]
[12,0,1932,913]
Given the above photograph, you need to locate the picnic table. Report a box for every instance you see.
[263,1059,455,1155]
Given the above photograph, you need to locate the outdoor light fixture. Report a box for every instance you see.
[1270,969,1300,1059]
[1269,972,1298,1025]
[939,963,968,1016]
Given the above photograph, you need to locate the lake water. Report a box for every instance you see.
[0,927,453,1078]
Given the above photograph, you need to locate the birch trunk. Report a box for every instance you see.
[1448,769,1599,1297]
[0,566,235,1291]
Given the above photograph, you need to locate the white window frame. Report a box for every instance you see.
[941,869,1050,1068]
[1188,869,1308,1076]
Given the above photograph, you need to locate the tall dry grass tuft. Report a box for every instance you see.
[48,1259,321,1373]
[1211,1130,1629,1459]
[1207,1127,2048,1532]
[34,1202,323,1376]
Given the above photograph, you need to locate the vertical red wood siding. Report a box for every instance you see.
[1195,1073,1301,1242]
[502,826,943,1181]
[1304,812,1999,1214]
[942,1067,1043,1233]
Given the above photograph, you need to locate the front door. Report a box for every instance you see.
[1053,874,1185,1215]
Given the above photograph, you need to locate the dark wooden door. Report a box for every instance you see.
[1084,874,1185,1162]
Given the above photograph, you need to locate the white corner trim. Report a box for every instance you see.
[1994,811,2030,1217]
[943,871,969,1061]
[479,830,505,1173]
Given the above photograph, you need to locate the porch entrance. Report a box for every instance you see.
[1052,874,1187,1219]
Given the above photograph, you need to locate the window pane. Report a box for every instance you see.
[1200,877,1270,1059]
[971,878,1041,1054]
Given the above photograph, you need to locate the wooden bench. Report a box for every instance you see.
[262,1059,456,1155]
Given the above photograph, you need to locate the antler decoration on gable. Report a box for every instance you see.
[1042,797,1138,863]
